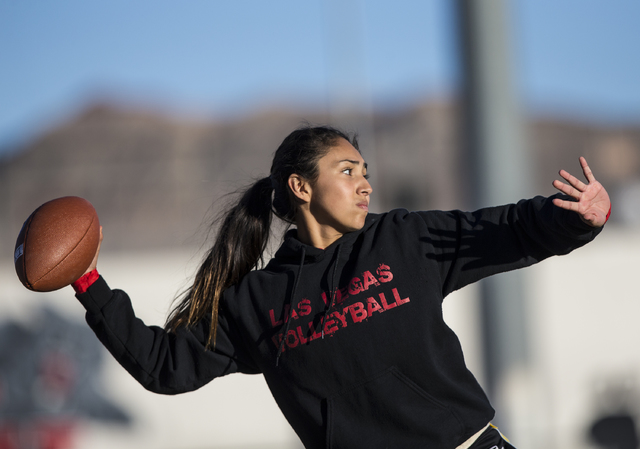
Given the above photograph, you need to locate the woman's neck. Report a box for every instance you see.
[295,215,343,249]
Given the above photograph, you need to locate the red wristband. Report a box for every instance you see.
[605,204,611,223]
[72,269,99,294]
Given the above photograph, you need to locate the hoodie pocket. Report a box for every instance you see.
[325,367,464,449]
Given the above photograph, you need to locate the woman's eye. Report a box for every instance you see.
[342,168,352,175]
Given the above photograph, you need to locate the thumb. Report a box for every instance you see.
[85,226,103,275]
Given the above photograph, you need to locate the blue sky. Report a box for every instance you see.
[1,0,639,154]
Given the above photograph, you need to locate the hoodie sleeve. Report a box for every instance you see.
[76,276,260,395]
[416,194,604,297]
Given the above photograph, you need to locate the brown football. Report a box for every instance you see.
[14,196,100,292]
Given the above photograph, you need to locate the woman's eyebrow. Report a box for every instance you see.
[337,159,368,170]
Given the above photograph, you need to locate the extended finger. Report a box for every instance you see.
[559,169,588,192]
[552,197,581,212]
[553,178,582,200]
[580,156,596,183]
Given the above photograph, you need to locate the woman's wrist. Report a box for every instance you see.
[72,269,100,294]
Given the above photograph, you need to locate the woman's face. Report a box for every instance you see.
[307,138,372,236]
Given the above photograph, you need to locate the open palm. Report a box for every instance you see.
[552,157,611,228]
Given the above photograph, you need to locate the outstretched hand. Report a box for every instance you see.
[552,157,611,228]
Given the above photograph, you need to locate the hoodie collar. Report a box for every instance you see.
[273,213,378,265]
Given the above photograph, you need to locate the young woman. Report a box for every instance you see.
[73,125,611,449]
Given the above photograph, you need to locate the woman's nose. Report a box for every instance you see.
[360,177,373,195]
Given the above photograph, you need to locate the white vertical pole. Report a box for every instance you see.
[322,0,379,212]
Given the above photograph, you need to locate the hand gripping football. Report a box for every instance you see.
[14,196,100,292]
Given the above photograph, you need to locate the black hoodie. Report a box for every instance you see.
[76,195,602,449]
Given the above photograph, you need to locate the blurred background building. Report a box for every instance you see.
[1,1,640,448]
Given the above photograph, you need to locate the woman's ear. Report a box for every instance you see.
[288,174,311,203]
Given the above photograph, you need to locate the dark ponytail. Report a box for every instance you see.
[166,125,358,348]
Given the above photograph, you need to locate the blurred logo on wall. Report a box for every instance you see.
[0,307,130,449]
